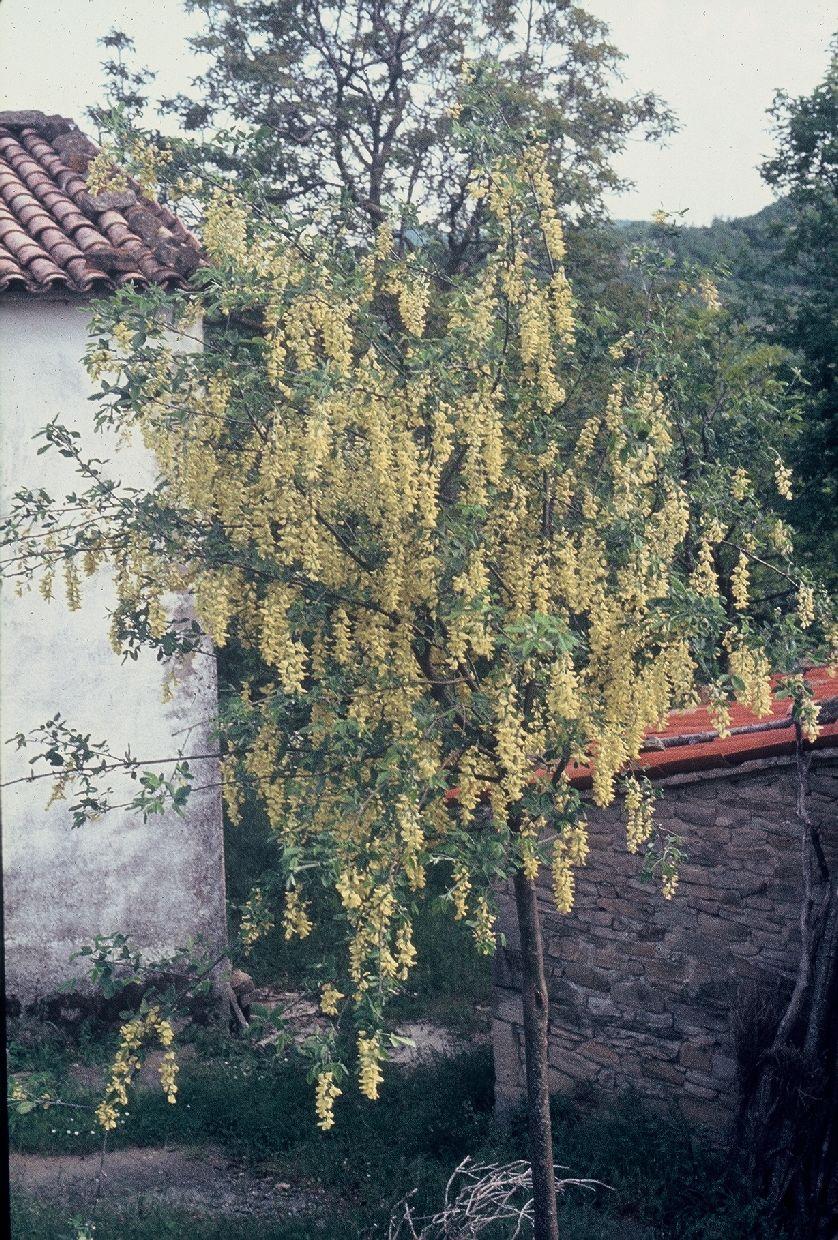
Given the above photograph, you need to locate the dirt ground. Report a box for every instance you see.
[9,1146,324,1220]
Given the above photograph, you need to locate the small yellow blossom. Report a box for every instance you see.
[471,896,496,955]
[731,468,750,501]
[731,553,750,611]
[774,457,793,500]
[357,1033,383,1101]
[240,887,274,952]
[624,776,654,855]
[320,983,344,1017]
[796,583,815,630]
[450,864,471,920]
[315,1069,342,1130]
[283,888,312,940]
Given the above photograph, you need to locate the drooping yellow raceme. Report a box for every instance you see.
[96,1008,178,1131]
[315,1069,342,1130]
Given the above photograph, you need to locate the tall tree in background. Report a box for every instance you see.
[96,0,673,270]
[761,40,837,587]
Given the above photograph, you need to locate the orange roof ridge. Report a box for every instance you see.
[567,668,838,788]
[0,111,200,295]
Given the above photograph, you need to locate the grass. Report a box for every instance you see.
[9,1024,784,1240]
[10,1200,357,1240]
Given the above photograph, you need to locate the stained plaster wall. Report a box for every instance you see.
[1,299,226,1004]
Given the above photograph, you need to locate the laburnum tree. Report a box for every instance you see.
[3,97,833,1238]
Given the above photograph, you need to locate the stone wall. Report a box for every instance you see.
[492,752,838,1131]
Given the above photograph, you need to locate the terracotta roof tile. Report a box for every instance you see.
[443,670,837,808]
[0,111,201,296]
[567,668,838,788]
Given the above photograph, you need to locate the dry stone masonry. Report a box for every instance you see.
[493,753,838,1132]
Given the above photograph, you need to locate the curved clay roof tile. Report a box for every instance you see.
[0,111,201,297]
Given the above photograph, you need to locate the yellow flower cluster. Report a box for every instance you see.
[315,1069,342,1130]
[394,921,417,978]
[357,1033,383,1101]
[395,270,430,336]
[727,638,772,718]
[624,776,655,855]
[39,568,54,603]
[731,468,750,501]
[774,457,793,500]
[240,886,274,952]
[320,983,344,1017]
[259,586,307,695]
[709,692,732,740]
[471,895,496,955]
[731,554,750,611]
[550,824,589,915]
[331,607,352,665]
[146,594,168,639]
[96,1007,177,1131]
[10,1079,28,1103]
[159,1047,179,1104]
[221,754,244,827]
[203,189,250,267]
[797,583,815,630]
[519,284,567,407]
[85,146,129,196]
[550,271,575,345]
[661,870,679,901]
[63,561,81,611]
[799,694,821,743]
[691,538,718,597]
[450,865,471,920]
[194,571,235,646]
[521,142,567,266]
[494,678,529,803]
[546,654,580,722]
[283,889,313,940]
[770,520,793,557]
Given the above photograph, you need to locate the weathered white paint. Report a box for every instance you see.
[0,298,226,1004]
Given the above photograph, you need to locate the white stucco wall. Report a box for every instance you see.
[1,298,226,1005]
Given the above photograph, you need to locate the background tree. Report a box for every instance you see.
[616,37,837,589]
[760,39,838,588]
[94,0,673,270]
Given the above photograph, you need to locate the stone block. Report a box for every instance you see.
[644,1059,685,1085]
[562,962,611,992]
[679,1042,714,1072]
[711,1054,738,1082]
[578,1040,621,1066]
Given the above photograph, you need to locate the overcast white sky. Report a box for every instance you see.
[0,1,834,224]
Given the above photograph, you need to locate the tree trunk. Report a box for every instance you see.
[736,728,838,1237]
[513,867,560,1240]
